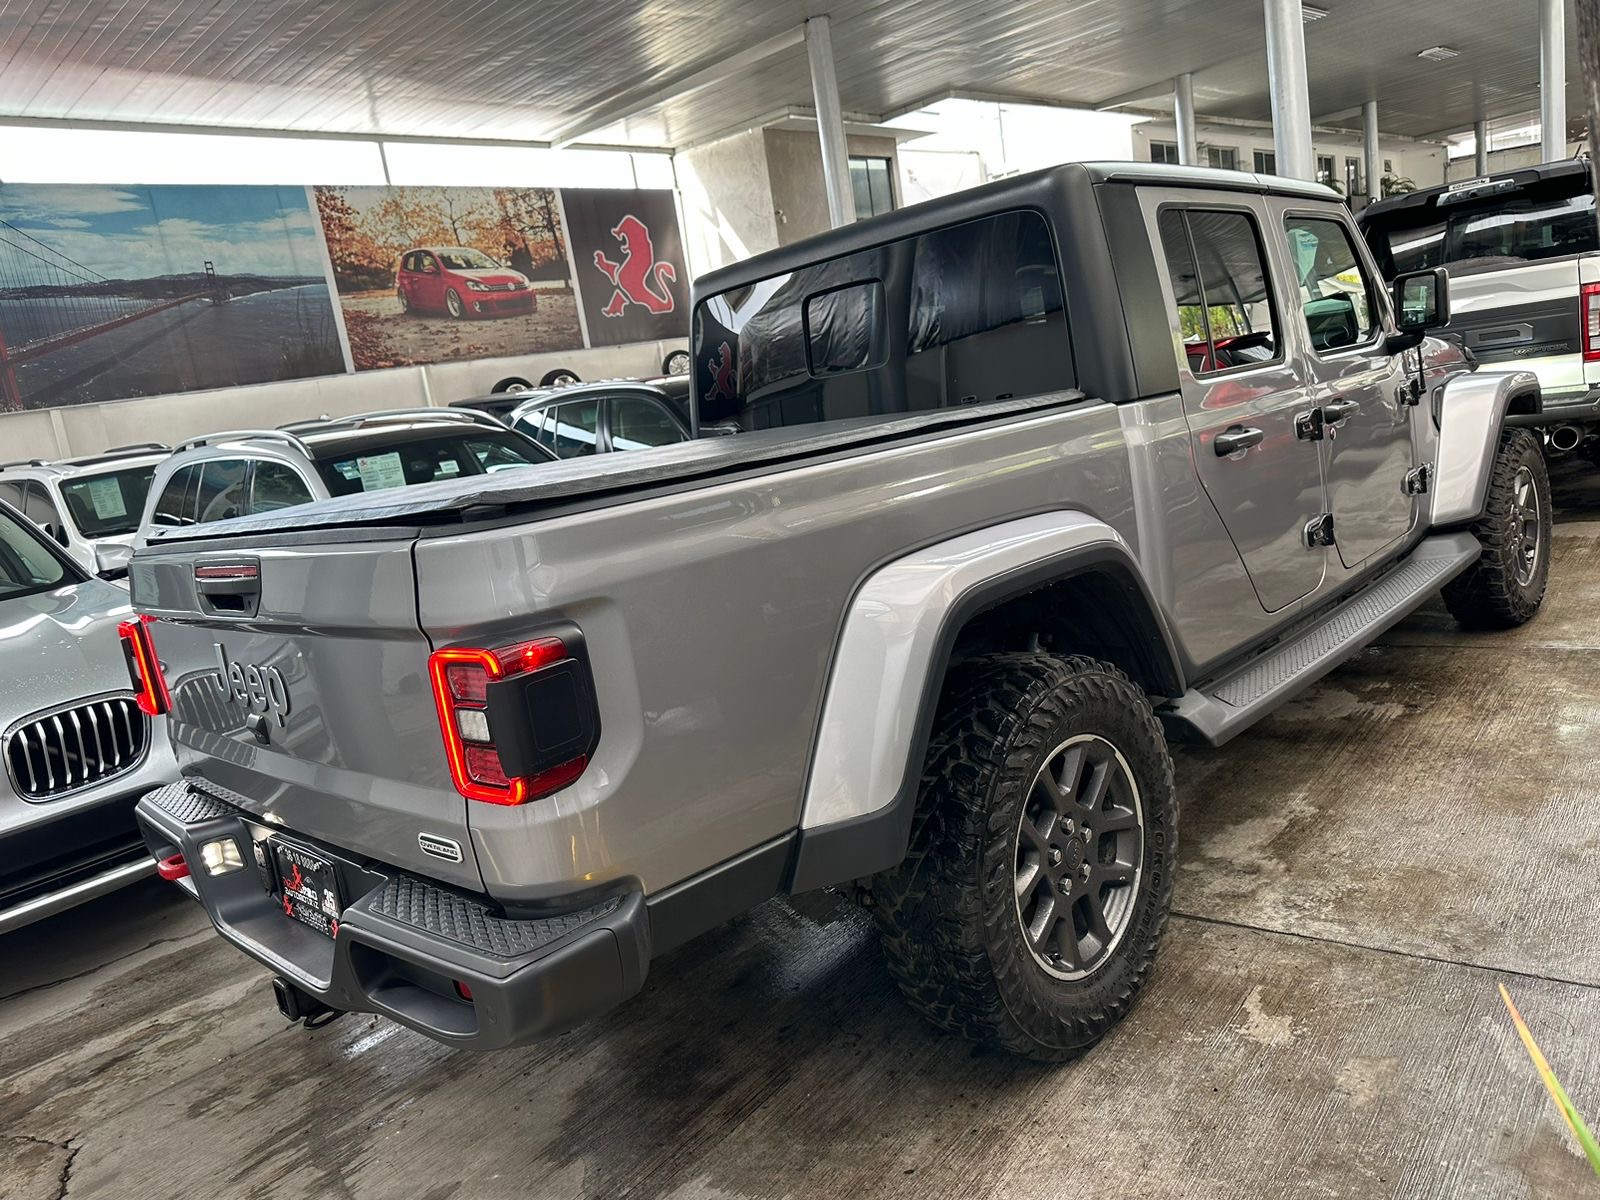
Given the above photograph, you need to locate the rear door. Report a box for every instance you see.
[1151,197,1325,612]
[135,538,483,889]
[1278,210,1415,568]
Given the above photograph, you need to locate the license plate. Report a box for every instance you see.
[271,840,341,939]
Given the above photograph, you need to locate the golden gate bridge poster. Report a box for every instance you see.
[0,184,345,411]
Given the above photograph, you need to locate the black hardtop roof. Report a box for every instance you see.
[693,160,1339,299]
[1360,157,1593,223]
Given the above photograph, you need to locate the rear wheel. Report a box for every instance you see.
[663,349,691,375]
[1442,427,1551,628]
[872,653,1176,1061]
[540,368,580,388]
[491,376,532,394]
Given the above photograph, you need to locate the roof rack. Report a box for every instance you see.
[0,458,50,470]
[173,428,313,454]
[278,407,508,434]
[62,443,173,468]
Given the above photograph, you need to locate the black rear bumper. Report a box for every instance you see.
[135,782,649,1049]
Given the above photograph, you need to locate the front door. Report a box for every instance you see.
[1279,211,1416,567]
[1153,200,1326,612]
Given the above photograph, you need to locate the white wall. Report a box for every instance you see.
[674,129,781,278]
[1130,119,1446,198]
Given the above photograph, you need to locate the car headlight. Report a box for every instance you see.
[465,279,488,292]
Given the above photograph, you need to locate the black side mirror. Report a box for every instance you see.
[1384,267,1449,356]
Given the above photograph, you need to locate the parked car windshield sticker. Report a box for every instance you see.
[355,452,406,491]
[85,476,127,519]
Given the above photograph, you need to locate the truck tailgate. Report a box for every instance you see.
[131,536,483,890]
[1449,257,1583,388]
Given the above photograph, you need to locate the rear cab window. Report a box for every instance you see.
[693,209,1074,433]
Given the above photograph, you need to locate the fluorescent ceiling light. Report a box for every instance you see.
[1417,45,1460,61]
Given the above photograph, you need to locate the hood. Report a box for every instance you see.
[454,268,528,286]
[0,579,135,712]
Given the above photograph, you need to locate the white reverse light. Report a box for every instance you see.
[200,838,246,876]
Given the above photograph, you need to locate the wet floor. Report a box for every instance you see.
[7,460,1600,1199]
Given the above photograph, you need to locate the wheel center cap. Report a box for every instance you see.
[1061,838,1086,872]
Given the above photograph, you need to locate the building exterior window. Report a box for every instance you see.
[1316,155,1336,186]
[1151,141,1181,164]
[1206,146,1239,171]
[848,155,895,219]
[1253,150,1277,175]
[1345,156,1363,197]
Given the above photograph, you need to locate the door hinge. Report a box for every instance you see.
[1304,512,1336,548]
[1403,463,1433,495]
[1295,409,1325,441]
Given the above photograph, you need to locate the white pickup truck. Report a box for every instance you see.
[1361,158,1600,455]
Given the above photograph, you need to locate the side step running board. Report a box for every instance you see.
[1161,531,1480,747]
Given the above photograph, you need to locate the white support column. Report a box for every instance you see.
[805,16,856,227]
[1263,0,1315,180]
[1540,0,1567,161]
[1174,73,1198,166]
[1475,118,1489,175]
[1362,100,1382,205]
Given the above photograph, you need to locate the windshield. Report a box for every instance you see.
[0,505,71,600]
[313,430,552,496]
[57,465,157,537]
[437,248,500,271]
[1367,180,1598,277]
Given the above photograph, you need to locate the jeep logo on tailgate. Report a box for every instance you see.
[214,644,291,727]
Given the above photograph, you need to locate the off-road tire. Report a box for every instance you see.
[1442,427,1551,629]
[872,653,1177,1061]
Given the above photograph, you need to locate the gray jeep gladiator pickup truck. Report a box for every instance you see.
[129,162,1548,1061]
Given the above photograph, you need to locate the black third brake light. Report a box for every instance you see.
[427,629,600,805]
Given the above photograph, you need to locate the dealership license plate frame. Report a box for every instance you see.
[270,837,342,939]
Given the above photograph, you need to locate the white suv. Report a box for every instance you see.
[0,444,170,578]
[134,409,556,548]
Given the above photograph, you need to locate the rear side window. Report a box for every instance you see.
[693,209,1073,431]
[1158,208,1281,375]
[250,462,314,513]
[1284,216,1378,352]
[546,400,600,458]
[195,459,251,524]
[151,465,197,527]
[610,396,686,450]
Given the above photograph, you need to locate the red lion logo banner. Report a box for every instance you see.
[593,214,677,318]
[705,341,737,406]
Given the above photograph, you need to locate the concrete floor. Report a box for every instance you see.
[8,464,1600,1200]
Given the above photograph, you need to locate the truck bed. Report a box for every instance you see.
[144,395,1082,542]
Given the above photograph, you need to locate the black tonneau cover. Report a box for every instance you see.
[145,394,1086,543]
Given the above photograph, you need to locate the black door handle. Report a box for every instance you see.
[1214,425,1265,456]
[1320,398,1360,424]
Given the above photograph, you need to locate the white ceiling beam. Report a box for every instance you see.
[547,25,805,149]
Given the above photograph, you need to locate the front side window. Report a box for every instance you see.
[58,466,157,537]
[151,465,197,527]
[1158,208,1281,374]
[609,396,687,450]
[545,400,600,458]
[693,209,1072,433]
[1284,216,1379,351]
[249,461,315,513]
[0,506,69,600]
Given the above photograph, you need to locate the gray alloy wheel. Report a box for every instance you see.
[1014,733,1144,980]
[445,288,464,318]
[1510,465,1541,586]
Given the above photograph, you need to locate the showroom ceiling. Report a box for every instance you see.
[0,0,1578,148]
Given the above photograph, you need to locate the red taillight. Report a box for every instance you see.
[118,614,171,716]
[1583,282,1600,363]
[427,637,586,805]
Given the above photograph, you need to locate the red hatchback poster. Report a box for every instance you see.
[313,185,584,370]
